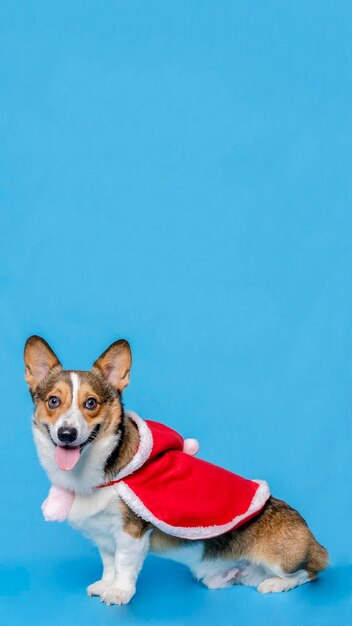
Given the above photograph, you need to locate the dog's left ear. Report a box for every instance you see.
[93,340,132,392]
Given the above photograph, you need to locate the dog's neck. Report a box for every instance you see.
[104,414,140,479]
[34,414,141,495]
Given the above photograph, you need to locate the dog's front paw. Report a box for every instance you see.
[87,579,112,597]
[101,585,136,606]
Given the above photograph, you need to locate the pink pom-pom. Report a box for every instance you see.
[183,438,199,456]
[41,485,75,522]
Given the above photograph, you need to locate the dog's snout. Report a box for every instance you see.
[57,426,78,444]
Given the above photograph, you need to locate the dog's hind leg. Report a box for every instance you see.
[258,568,310,593]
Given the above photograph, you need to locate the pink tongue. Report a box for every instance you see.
[55,446,81,471]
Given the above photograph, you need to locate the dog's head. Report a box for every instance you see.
[24,336,131,475]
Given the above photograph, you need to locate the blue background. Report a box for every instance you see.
[1,2,351,624]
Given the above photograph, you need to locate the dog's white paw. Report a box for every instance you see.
[87,579,111,597]
[258,577,292,593]
[101,584,136,606]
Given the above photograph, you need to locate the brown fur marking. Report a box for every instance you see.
[119,499,149,538]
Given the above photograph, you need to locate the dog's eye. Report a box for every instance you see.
[85,397,97,410]
[48,396,61,409]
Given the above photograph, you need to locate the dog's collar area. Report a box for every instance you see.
[97,411,153,488]
[45,423,101,450]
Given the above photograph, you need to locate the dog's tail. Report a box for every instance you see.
[306,535,329,575]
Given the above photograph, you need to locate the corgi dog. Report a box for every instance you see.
[24,335,328,606]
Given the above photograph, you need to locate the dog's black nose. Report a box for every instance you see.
[57,427,78,444]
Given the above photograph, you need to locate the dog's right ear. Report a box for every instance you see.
[24,336,61,391]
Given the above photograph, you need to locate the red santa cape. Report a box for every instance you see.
[100,411,270,540]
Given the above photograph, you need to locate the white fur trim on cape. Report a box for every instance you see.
[111,411,153,481]
[115,479,270,540]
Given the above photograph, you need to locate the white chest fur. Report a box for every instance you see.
[68,486,123,554]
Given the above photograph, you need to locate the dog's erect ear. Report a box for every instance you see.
[93,340,132,392]
[24,336,62,390]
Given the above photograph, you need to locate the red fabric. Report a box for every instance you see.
[107,419,270,538]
